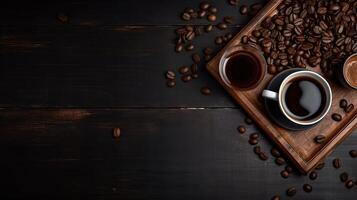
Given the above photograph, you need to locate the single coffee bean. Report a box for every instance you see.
[166,80,176,88]
[191,64,198,74]
[349,150,357,158]
[179,66,190,74]
[181,12,191,21]
[285,165,293,173]
[309,171,318,180]
[192,53,201,63]
[258,152,268,160]
[198,10,206,18]
[228,0,239,6]
[240,5,248,15]
[181,75,192,82]
[113,128,121,139]
[253,146,261,154]
[286,187,297,197]
[333,158,342,169]
[275,157,286,166]
[250,133,259,140]
[200,2,210,10]
[332,113,342,121]
[271,148,281,157]
[217,23,228,30]
[303,184,312,193]
[346,180,354,189]
[245,117,253,125]
[340,172,349,182]
[249,139,259,145]
[237,125,246,134]
[209,6,218,14]
[345,104,354,113]
[165,70,176,80]
[215,36,223,45]
[207,14,217,22]
[315,162,325,170]
[281,170,289,178]
[268,65,277,74]
[186,44,195,51]
[340,99,348,109]
[271,195,280,200]
[314,135,326,144]
[200,86,212,95]
[175,44,183,53]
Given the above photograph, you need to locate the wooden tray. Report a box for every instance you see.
[207,0,357,173]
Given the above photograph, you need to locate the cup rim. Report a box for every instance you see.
[343,53,357,90]
[276,70,332,126]
[219,45,267,90]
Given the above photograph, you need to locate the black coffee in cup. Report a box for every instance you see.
[284,77,327,120]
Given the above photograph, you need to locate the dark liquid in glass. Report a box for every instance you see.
[225,52,262,89]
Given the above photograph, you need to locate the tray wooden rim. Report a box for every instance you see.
[206,0,357,173]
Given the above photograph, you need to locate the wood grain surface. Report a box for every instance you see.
[0,0,356,199]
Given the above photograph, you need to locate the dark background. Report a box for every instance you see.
[0,0,356,199]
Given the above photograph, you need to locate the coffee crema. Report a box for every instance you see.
[344,60,357,88]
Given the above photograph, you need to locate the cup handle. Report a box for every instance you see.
[262,90,279,101]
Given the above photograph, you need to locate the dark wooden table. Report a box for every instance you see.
[1,0,356,199]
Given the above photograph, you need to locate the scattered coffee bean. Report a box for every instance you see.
[345,104,354,113]
[192,73,199,79]
[285,165,293,173]
[340,99,348,109]
[286,187,297,197]
[209,6,218,14]
[192,53,201,63]
[186,44,195,51]
[346,180,354,189]
[271,148,281,157]
[207,14,217,22]
[175,44,184,53]
[237,125,246,134]
[205,24,213,32]
[332,113,342,121]
[228,0,239,6]
[303,184,312,193]
[275,157,286,166]
[249,139,259,145]
[315,162,325,170]
[166,80,176,88]
[181,12,191,21]
[253,146,261,154]
[271,195,280,200]
[191,64,198,74]
[314,135,326,144]
[200,2,210,10]
[333,158,342,169]
[217,22,228,30]
[200,86,211,95]
[349,150,357,158]
[165,70,176,80]
[281,170,289,179]
[240,5,249,15]
[179,66,190,74]
[250,133,259,140]
[181,75,192,82]
[309,171,318,180]
[113,127,121,139]
[215,36,223,45]
[258,152,268,160]
[340,172,349,182]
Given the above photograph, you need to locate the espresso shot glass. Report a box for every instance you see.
[219,45,267,90]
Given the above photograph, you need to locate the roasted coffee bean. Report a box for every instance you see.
[181,12,191,21]
[192,73,199,79]
[200,2,210,10]
[315,162,325,170]
[175,44,183,53]
[192,53,201,63]
[253,146,261,154]
[340,172,349,182]
[113,127,121,139]
[258,152,268,160]
[345,104,354,113]
[250,133,259,140]
[207,14,217,22]
[285,165,293,173]
[314,135,326,144]
[179,66,190,74]
[217,23,228,30]
[268,65,277,74]
[333,158,342,169]
[303,184,312,193]
[215,36,223,44]
[245,117,253,125]
[166,80,176,88]
[186,44,195,51]
[191,64,198,74]
[286,187,297,197]
[309,171,318,180]
[241,35,248,44]
[271,148,281,157]
[281,170,289,178]
[332,113,342,121]
[200,86,212,95]
[228,0,239,6]
[240,5,249,15]
[340,99,348,109]
[186,31,195,41]
[198,10,206,18]
[224,16,235,24]
[349,150,357,158]
[346,180,354,189]
[181,74,192,83]
[271,195,280,200]
[249,139,259,145]
[237,125,246,134]
[205,24,213,32]
[165,70,176,80]
[275,157,286,166]
[209,6,218,14]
